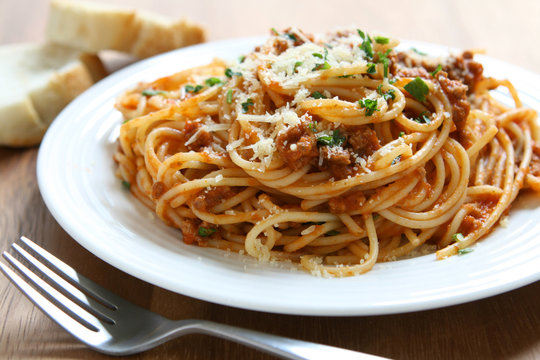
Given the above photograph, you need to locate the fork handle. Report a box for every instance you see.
[170,319,386,360]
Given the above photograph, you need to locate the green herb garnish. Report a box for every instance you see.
[241,98,254,113]
[141,89,167,97]
[377,85,395,101]
[293,61,303,72]
[399,131,405,137]
[452,233,465,242]
[358,29,374,59]
[225,68,242,78]
[316,129,346,147]
[404,77,429,102]
[198,227,217,237]
[458,248,473,255]
[413,111,431,124]
[376,49,391,78]
[311,91,326,99]
[325,230,340,236]
[411,47,427,56]
[391,155,402,165]
[285,33,297,42]
[312,61,331,71]
[431,64,442,77]
[374,36,389,44]
[312,52,323,59]
[226,89,233,104]
[121,180,131,190]
[308,122,318,132]
[270,27,279,35]
[359,98,379,116]
[205,77,222,87]
[366,63,376,74]
[185,84,204,93]
[238,55,246,63]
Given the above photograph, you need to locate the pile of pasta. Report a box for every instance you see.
[114,28,540,277]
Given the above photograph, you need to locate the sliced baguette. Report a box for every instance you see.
[46,0,206,58]
[0,43,103,147]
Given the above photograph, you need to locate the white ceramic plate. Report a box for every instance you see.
[37,36,540,316]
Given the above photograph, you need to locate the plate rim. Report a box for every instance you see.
[37,36,540,316]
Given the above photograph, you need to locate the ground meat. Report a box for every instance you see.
[272,38,289,55]
[320,146,351,165]
[152,181,166,199]
[191,186,237,212]
[347,125,381,156]
[183,120,212,151]
[393,51,484,94]
[179,218,200,245]
[458,198,498,235]
[396,66,431,79]
[530,144,540,176]
[276,122,318,170]
[318,145,359,180]
[328,191,366,213]
[444,51,484,94]
[437,72,470,126]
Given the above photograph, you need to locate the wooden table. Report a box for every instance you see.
[1,0,539,359]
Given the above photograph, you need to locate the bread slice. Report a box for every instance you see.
[46,0,206,58]
[0,43,103,147]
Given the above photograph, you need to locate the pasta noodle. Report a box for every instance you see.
[114,28,540,277]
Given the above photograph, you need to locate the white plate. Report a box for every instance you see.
[37,36,540,316]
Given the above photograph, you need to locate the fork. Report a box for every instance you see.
[0,237,385,359]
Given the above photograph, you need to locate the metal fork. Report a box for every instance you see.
[0,237,385,359]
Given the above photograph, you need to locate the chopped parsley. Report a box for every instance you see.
[316,129,346,147]
[205,77,222,87]
[312,48,331,71]
[366,63,376,74]
[357,29,374,59]
[413,111,431,124]
[185,84,204,93]
[270,27,279,35]
[391,155,402,165]
[311,91,326,99]
[325,230,340,236]
[377,85,396,101]
[198,227,217,237]
[238,55,246,63]
[374,36,389,44]
[431,64,443,77]
[411,47,427,56]
[121,180,131,190]
[458,248,473,255]
[452,233,465,242]
[293,61,303,72]
[285,33,298,42]
[404,77,429,102]
[141,89,167,97]
[359,98,379,116]
[225,68,242,78]
[308,122,318,132]
[241,98,254,113]
[313,62,331,71]
[226,89,233,104]
[376,49,391,78]
[399,131,405,137]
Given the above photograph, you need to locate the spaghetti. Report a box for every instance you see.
[114,28,540,277]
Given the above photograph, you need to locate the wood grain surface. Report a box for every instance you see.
[1,1,539,359]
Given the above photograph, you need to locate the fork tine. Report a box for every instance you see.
[0,258,101,344]
[11,242,116,324]
[18,236,122,309]
[2,251,104,333]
